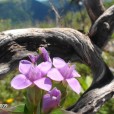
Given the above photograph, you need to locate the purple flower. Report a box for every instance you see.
[11,60,52,91]
[47,57,81,94]
[29,54,39,64]
[42,87,61,112]
[39,47,51,62]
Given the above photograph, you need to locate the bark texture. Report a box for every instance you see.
[0,0,114,114]
[89,5,114,48]
[84,0,105,24]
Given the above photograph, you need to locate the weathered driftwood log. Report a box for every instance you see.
[0,28,95,78]
[89,5,114,48]
[0,0,114,114]
[72,0,114,49]
[84,0,105,24]
[84,0,114,48]
[0,28,114,114]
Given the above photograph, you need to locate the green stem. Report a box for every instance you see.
[26,86,42,114]
[36,90,43,114]
[36,101,41,114]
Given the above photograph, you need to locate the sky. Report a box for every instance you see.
[36,0,48,1]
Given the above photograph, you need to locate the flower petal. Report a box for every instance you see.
[72,70,81,77]
[42,88,61,112]
[66,78,81,94]
[19,60,32,74]
[39,47,51,62]
[37,62,52,75]
[49,87,61,97]
[43,94,57,112]
[27,66,42,81]
[29,54,39,63]
[11,74,32,89]
[59,64,74,79]
[34,77,52,91]
[47,68,64,81]
[53,57,66,69]
[43,89,61,113]
[71,65,80,77]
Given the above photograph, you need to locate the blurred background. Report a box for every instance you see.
[0,0,114,114]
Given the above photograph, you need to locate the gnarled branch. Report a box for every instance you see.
[72,0,114,48]
[0,0,114,114]
[84,0,105,24]
[0,28,95,78]
[0,28,114,114]
[89,5,114,48]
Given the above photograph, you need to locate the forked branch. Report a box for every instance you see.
[0,28,114,114]
[89,5,114,48]
[84,0,105,24]
[0,0,114,114]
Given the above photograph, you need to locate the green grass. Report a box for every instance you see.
[0,70,25,106]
